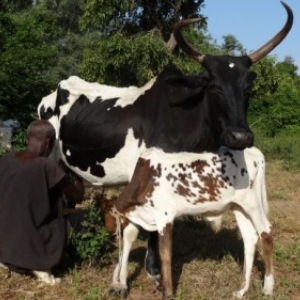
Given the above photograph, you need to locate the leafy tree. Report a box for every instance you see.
[249,56,300,136]
[80,0,206,37]
[1,0,299,140]
[250,56,280,100]
[221,34,246,55]
[0,10,59,124]
[262,76,300,136]
[79,0,210,86]
[0,1,89,125]
[37,0,86,33]
[0,0,32,12]
[276,56,298,78]
[82,32,172,86]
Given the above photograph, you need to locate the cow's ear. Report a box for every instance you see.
[164,75,208,105]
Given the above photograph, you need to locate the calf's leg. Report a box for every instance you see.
[232,208,258,298]
[260,231,274,295]
[158,223,173,300]
[233,202,274,298]
[241,204,274,296]
[109,223,139,297]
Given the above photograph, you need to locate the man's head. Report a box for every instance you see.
[26,120,56,157]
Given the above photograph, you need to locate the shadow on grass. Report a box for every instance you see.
[126,217,265,293]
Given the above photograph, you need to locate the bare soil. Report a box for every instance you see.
[0,159,300,300]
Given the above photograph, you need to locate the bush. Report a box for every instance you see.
[0,128,26,158]
[253,127,300,171]
[69,201,114,263]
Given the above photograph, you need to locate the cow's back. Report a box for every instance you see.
[39,76,157,185]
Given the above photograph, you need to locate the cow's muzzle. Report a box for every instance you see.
[225,129,254,150]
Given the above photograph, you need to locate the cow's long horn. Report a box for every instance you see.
[249,1,293,63]
[173,18,205,63]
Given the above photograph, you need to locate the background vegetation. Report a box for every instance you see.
[1,0,300,170]
[0,0,299,164]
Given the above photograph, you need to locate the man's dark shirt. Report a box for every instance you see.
[0,153,67,270]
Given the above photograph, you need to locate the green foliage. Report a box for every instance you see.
[69,202,113,262]
[250,56,280,100]
[0,2,89,126]
[250,71,300,137]
[0,128,26,158]
[80,0,205,38]
[38,0,86,33]
[0,10,59,125]
[81,32,175,86]
[11,129,26,152]
[253,127,300,171]
[0,0,32,12]
[1,0,300,173]
[276,56,298,78]
[0,147,9,158]
[80,0,133,33]
[220,34,246,55]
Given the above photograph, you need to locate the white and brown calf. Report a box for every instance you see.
[101,146,273,299]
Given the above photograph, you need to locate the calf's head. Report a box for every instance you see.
[97,196,118,235]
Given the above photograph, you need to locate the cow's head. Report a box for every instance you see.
[173,1,293,150]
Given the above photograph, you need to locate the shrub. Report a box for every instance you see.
[253,127,300,171]
[69,201,114,263]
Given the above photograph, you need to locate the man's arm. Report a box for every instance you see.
[56,175,85,204]
[56,160,85,204]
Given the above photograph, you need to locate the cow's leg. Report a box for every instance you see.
[109,223,139,297]
[145,231,161,283]
[232,208,258,298]
[241,207,274,296]
[158,223,173,300]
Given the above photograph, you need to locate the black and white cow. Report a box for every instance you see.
[38,1,293,281]
[100,146,272,299]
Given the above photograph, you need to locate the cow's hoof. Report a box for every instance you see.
[107,284,128,299]
[154,284,174,300]
[232,290,244,299]
[263,288,273,297]
[147,272,161,286]
[155,283,164,293]
[162,293,174,300]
